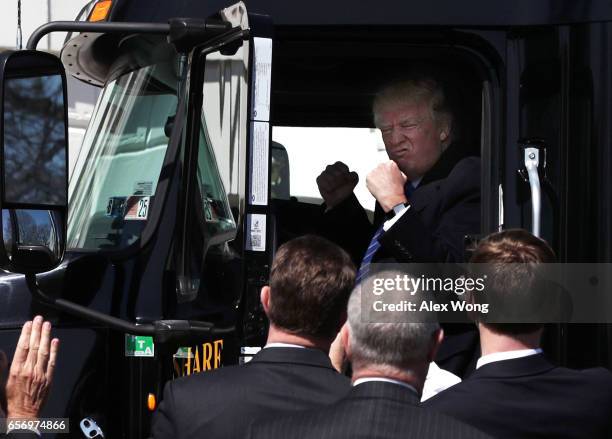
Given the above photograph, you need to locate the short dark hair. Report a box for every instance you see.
[470,229,556,265]
[268,235,356,340]
[470,229,556,335]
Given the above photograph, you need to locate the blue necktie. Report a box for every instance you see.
[404,180,415,198]
[356,181,414,283]
[356,224,384,283]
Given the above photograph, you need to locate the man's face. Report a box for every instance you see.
[375,99,446,181]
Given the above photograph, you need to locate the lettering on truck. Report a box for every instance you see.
[173,340,224,376]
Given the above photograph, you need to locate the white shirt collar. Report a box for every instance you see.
[421,361,461,402]
[353,377,418,395]
[411,176,423,188]
[264,342,307,349]
[476,348,543,369]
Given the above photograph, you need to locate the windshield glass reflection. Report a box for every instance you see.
[68,39,179,250]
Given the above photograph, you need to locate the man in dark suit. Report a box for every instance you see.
[247,268,490,439]
[425,230,612,438]
[316,77,480,267]
[317,77,481,376]
[150,235,355,439]
[1,316,59,439]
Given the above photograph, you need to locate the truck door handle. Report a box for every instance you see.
[519,139,548,239]
[524,147,542,238]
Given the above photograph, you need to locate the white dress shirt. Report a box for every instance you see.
[353,377,418,395]
[353,361,460,402]
[382,178,422,231]
[476,348,543,369]
[264,342,307,349]
[421,361,462,401]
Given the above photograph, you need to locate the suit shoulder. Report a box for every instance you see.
[423,378,473,408]
[579,366,612,378]
[249,406,328,439]
[420,407,492,438]
[561,366,612,387]
[167,364,249,395]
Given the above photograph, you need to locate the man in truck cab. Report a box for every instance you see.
[317,76,481,376]
[150,235,354,439]
[317,76,480,270]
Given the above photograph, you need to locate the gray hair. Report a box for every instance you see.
[372,78,453,146]
[348,269,440,370]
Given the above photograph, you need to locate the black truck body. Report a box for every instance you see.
[0,0,611,437]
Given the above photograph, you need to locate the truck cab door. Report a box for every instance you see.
[173,6,274,363]
[502,22,612,368]
[503,27,566,250]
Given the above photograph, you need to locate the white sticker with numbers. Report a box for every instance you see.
[125,196,150,220]
[248,122,270,206]
[246,213,266,252]
[251,37,272,122]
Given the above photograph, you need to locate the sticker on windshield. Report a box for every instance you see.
[133,181,153,196]
[106,196,127,217]
[124,196,150,220]
[203,196,219,223]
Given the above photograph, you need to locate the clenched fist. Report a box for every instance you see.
[366,161,408,212]
[316,161,359,209]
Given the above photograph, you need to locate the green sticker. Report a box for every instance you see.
[125,335,155,357]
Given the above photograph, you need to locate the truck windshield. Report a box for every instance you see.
[68,40,179,250]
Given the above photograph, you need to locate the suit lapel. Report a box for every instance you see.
[409,145,472,212]
[409,183,438,213]
[420,144,471,186]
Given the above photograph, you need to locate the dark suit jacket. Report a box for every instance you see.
[425,354,612,438]
[247,381,491,439]
[318,146,481,265]
[149,347,350,439]
[319,146,481,378]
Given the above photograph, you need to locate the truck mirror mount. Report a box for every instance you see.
[0,50,68,275]
[26,272,234,353]
[0,31,236,355]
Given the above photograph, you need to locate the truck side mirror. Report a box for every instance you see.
[0,50,68,274]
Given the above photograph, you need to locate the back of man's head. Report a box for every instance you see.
[470,229,556,335]
[347,269,439,372]
[267,235,355,341]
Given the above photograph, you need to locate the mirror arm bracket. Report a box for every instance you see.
[24,273,234,346]
[26,21,171,50]
[25,272,155,335]
[26,19,233,52]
